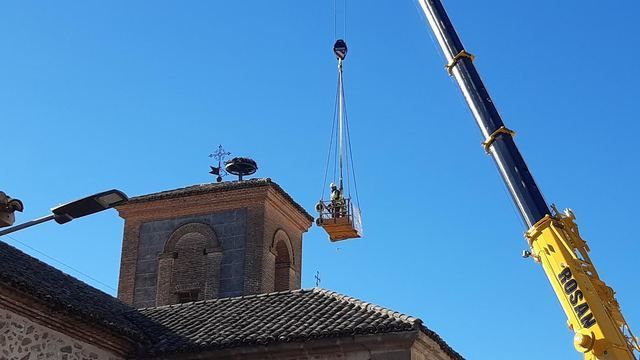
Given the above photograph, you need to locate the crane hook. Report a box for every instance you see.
[333,39,347,60]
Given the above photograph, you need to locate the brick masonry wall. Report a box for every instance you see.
[117,182,312,307]
[132,209,246,308]
[261,195,305,293]
[215,349,412,360]
[0,307,122,360]
[240,204,265,296]
[116,220,141,305]
[187,331,458,360]
[412,332,462,360]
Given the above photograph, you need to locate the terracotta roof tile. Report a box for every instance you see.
[131,289,464,359]
[0,240,144,339]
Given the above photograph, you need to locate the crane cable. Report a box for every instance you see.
[320,0,360,211]
[320,59,347,202]
[319,43,360,207]
[343,91,361,209]
[320,81,340,201]
[333,0,347,40]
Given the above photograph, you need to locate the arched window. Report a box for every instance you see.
[272,229,294,292]
[156,223,222,305]
[172,232,207,301]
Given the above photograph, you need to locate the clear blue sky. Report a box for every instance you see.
[2,1,639,359]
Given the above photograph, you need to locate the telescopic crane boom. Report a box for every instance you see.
[418,1,639,358]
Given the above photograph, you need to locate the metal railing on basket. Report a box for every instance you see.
[316,198,354,223]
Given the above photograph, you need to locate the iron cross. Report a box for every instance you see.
[209,145,231,182]
[314,271,321,287]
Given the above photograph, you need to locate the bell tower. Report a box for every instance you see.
[115,178,313,308]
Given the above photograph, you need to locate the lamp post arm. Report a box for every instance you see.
[0,214,56,237]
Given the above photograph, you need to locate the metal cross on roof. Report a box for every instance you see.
[208,145,231,183]
[315,271,321,287]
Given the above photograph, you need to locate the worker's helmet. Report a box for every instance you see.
[330,182,337,189]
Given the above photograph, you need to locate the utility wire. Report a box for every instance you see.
[4,234,117,292]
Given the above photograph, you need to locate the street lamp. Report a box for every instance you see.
[0,189,128,237]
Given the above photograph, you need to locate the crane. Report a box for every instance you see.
[417,1,639,359]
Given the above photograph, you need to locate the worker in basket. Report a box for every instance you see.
[329,183,345,218]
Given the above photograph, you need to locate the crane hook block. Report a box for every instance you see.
[333,39,347,60]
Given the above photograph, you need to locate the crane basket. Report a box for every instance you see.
[316,198,362,242]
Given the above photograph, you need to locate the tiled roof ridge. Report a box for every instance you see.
[127,178,271,202]
[131,288,465,359]
[134,288,416,328]
[133,287,418,324]
[125,178,313,221]
[311,288,421,326]
[418,324,465,360]
[133,288,309,311]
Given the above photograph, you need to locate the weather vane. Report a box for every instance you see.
[209,145,231,182]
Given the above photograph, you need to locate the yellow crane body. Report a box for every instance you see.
[526,210,639,358]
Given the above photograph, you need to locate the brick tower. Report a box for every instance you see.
[115,179,313,308]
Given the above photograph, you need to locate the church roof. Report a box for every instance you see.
[131,288,464,359]
[0,239,463,359]
[0,240,144,340]
[125,178,313,222]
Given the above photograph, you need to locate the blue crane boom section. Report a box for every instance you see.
[420,0,550,228]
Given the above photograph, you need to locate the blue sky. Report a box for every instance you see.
[1,1,639,359]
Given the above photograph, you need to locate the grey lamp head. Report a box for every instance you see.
[51,189,128,224]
